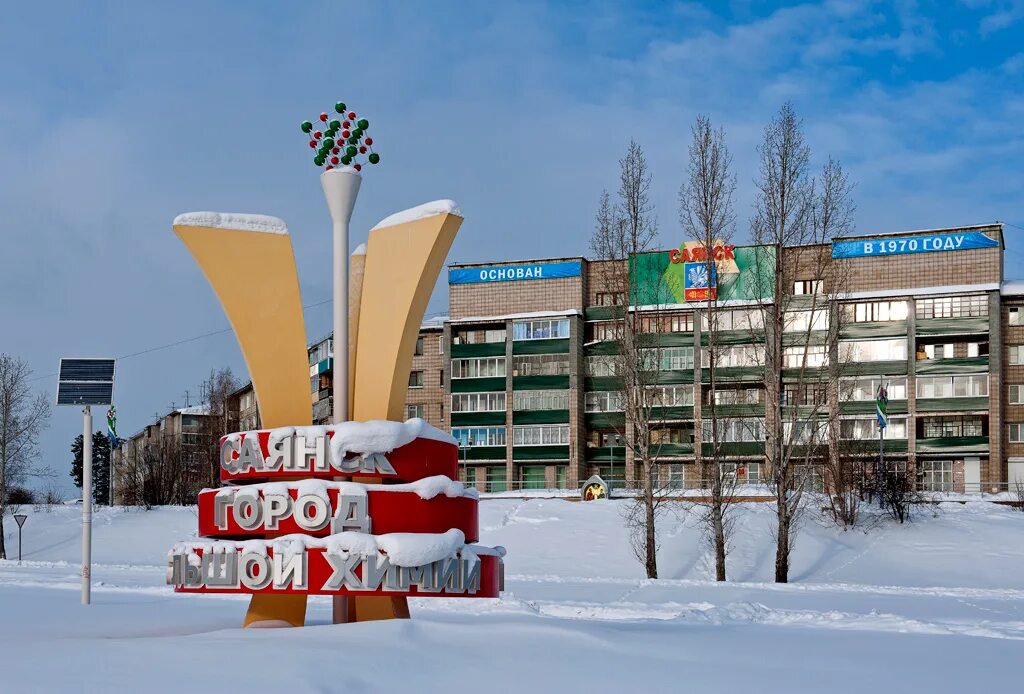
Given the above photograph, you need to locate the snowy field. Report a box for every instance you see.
[2,499,1023,692]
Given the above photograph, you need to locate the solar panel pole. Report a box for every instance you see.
[82,405,92,605]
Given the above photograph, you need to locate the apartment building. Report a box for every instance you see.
[429,223,1023,494]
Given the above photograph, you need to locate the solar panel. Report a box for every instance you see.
[56,358,116,406]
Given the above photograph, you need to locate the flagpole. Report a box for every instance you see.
[877,377,886,507]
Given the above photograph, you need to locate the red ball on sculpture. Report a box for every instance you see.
[309,140,316,148]
[326,164,334,170]
[342,130,350,138]
[343,121,351,128]
[331,156,339,165]
[347,111,356,119]
[332,147,340,154]
[313,131,322,140]
[319,113,328,122]
[359,146,367,154]
[364,137,373,146]
[354,163,362,171]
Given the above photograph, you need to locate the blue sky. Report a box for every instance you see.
[1,1,1022,494]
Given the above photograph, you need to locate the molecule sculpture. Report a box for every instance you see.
[301,101,380,172]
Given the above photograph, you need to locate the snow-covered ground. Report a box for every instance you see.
[2,499,1023,692]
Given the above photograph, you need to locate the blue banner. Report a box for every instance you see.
[832,231,998,259]
[449,260,582,285]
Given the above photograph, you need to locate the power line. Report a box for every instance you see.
[28,298,332,383]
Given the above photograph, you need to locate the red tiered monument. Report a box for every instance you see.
[168,419,504,599]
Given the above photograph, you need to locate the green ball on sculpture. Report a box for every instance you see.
[335,102,346,114]
[341,155,352,165]
[301,121,313,133]
[346,145,357,157]
[329,119,341,130]
[353,128,363,139]
[357,119,369,130]
[368,152,380,164]
[323,137,335,148]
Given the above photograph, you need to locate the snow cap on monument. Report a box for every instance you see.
[371,200,462,231]
[172,212,289,235]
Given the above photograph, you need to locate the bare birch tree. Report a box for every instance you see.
[679,115,737,580]
[199,367,238,489]
[749,103,855,581]
[590,140,668,579]
[0,354,51,559]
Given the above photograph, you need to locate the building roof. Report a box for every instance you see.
[1001,281,1024,297]
[448,256,585,269]
[835,222,1003,242]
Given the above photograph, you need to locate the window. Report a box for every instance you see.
[1010,307,1022,326]
[586,356,619,377]
[512,353,570,376]
[408,371,424,388]
[793,279,823,295]
[918,461,953,492]
[405,404,424,420]
[840,377,907,401]
[795,465,825,493]
[841,301,908,323]
[782,382,827,406]
[840,339,907,362]
[1010,385,1024,405]
[1010,423,1024,443]
[451,392,506,412]
[966,342,989,357]
[585,391,624,412]
[648,385,694,406]
[639,313,694,333]
[308,338,333,366]
[702,418,764,442]
[588,430,625,447]
[916,295,988,319]
[916,374,988,398]
[513,424,570,446]
[711,388,760,405]
[440,370,444,386]
[784,344,828,368]
[650,427,694,445]
[453,328,506,345]
[451,357,506,379]
[667,464,686,489]
[414,337,424,356]
[1010,346,1024,366]
[722,462,762,485]
[452,426,506,447]
[513,390,569,411]
[640,346,694,371]
[840,417,907,440]
[589,321,621,341]
[595,291,625,306]
[921,343,954,360]
[784,310,829,332]
[513,319,570,341]
[783,419,829,444]
[711,344,765,368]
[702,309,764,331]
[921,416,984,438]
[485,466,507,493]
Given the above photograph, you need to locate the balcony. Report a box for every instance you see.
[916,436,989,453]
